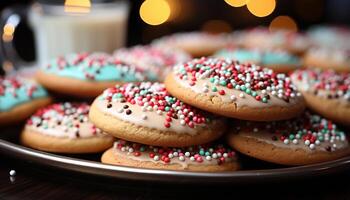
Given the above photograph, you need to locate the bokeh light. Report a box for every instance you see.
[202,20,232,34]
[2,24,15,42]
[224,0,248,7]
[140,0,171,26]
[64,0,91,14]
[247,0,276,17]
[269,16,298,32]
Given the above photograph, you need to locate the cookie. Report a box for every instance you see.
[214,47,301,73]
[21,102,114,153]
[36,52,150,98]
[101,139,239,172]
[303,47,350,73]
[113,45,191,81]
[89,82,226,147]
[243,27,310,55]
[307,25,350,49]
[152,32,230,57]
[228,112,350,165]
[165,57,305,121]
[0,76,51,126]
[291,69,350,125]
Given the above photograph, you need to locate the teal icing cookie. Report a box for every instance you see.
[214,48,300,66]
[43,53,155,82]
[0,77,48,112]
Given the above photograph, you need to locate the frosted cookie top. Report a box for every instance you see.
[245,27,310,51]
[0,76,48,112]
[152,32,230,47]
[43,52,150,82]
[171,57,303,107]
[95,82,219,134]
[291,69,350,103]
[236,112,348,152]
[306,47,350,64]
[214,48,300,66]
[307,25,350,48]
[26,102,106,138]
[113,45,191,80]
[112,139,236,166]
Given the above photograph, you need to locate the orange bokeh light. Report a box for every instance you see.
[269,15,298,32]
[247,0,276,17]
[224,0,248,7]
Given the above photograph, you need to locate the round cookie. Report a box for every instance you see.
[21,102,114,153]
[102,139,239,172]
[165,57,305,121]
[0,76,51,126]
[113,45,191,81]
[214,47,301,73]
[243,27,310,55]
[228,112,350,165]
[89,82,226,147]
[291,69,350,125]
[303,47,350,73]
[152,32,230,57]
[36,52,150,98]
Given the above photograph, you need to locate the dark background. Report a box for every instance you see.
[0,0,350,63]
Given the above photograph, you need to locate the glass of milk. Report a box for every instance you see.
[1,0,129,69]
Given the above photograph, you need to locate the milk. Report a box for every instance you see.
[29,2,129,66]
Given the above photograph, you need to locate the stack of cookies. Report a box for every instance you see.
[1,27,349,172]
[90,82,239,171]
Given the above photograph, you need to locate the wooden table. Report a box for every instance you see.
[1,155,350,199]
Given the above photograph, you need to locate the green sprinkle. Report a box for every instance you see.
[245,89,251,95]
[262,97,267,103]
[212,87,218,92]
[220,80,227,86]
[210,77,215,83]
[252,91,257,97]
[318,136,324,141]
[140,147,145,152]
[240,85,246,91]
[289,134,295,140]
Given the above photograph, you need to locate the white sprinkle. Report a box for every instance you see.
[128,148,134,153]
[239,93,245,98]
[179,156,185,161]
[173,152,178,157]
[253,128,258,132]
[118,108,124,113]
[9,170,16,176]
[185,152,190,157]
[202,87,209,93]
[292,139,298,144]
[154,155,160,161]
[190,156,195,161]
[333,144,337,148]
[157,110,162,115]
[212,153,218,159]
[206,156,212,161]
[305,140,310,146]
[142,115,147,120]
[223,153,228,158]
[283,139,289,144]
[121,147,126,152]
[230,95,236,101]
[309,144,315,150]
[315,140,320,145]
[168,153,174,158]
[180,120,186,125]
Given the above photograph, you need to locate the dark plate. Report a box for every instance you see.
[1,126,350,184]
